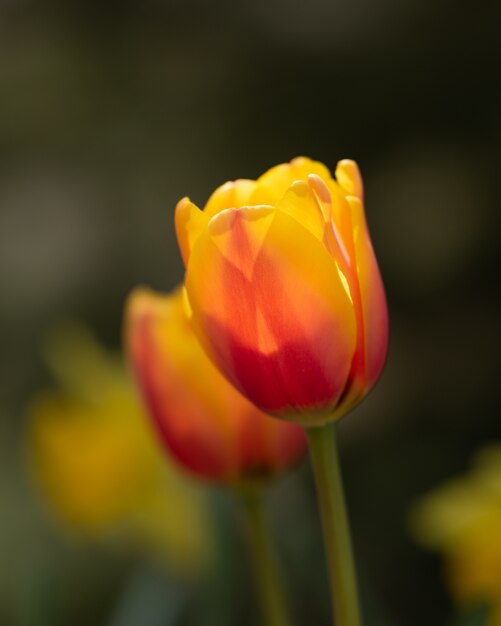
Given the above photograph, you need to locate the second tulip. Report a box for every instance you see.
[125,288,306,483]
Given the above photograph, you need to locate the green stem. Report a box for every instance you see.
[237,486,291,626]
[307,422,362,626]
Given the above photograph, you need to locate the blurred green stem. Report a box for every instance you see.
[307,423,362,626]
[238,486,291,626]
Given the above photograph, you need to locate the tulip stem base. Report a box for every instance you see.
[307,423,362,626]
[237,487,291,626]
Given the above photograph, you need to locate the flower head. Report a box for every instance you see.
[411,445,501,624]
[175,157,388,425]
[28,323,210,573]
[125,288,306,482]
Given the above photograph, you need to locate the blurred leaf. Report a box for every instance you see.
[107,564,188,626]
[450,604,491,626]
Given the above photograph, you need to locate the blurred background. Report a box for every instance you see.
[1,1,500,625]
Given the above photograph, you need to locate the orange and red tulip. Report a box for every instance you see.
[125,288,306,482]
[175,157,388,425]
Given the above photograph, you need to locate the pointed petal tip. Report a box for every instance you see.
[207,208,237,236]
[338,158,357,167]
[124,288,159,346]
[290,156,308,166]
[335,160,364,199]
[308,174,331,204]
[336,159,360,173]
[175,197,204,226]
[125,286,154,320]
[125,286,181,329]
[289,178,310,193]
[280,179,313,206]
[290,155,320,168]
[204,179,258,218]
[175,195,192,210]
[175,197,208,266]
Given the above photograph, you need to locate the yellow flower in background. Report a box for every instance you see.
[410,445,501,624]
[27,322,211,575]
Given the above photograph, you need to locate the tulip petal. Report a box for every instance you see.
[175,198,209,266]
[274,180,326,242]
[127,288,235,478]
[307,174,354,273]
[256,156,333,205]
[347,197,389,387]
[335,159,364,200]
[204,179,257,218]
[186,206,357,416]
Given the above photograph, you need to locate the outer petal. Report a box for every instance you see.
[311,164,387,414]
[126,288,306,479]
[175,198,208,266]
[298,175,366,415]
[347,196,389,388]
[185,206,357,420]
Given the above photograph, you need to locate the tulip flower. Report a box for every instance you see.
[175,156,388,426]
[174,157,388,626]
[125,287,306,483]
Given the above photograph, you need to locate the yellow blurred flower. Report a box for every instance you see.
[27,322,211,575]
[410,445,501,624]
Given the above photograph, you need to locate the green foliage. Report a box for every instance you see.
[451,604,491,626]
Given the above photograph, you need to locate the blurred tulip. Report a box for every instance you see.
[28,323,210,574]
[175,156,388,425]
[125,287,306,483]
[411,445,501,624]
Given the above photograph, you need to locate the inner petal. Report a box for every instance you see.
[204,179,257,217]
[208,206,275,280]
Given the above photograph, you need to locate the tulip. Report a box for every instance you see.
[175,156,388,426]
[125,287,306,483]
[175,157,389,626]
[127,287,306,626]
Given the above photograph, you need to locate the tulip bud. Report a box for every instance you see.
[125,288,306,482]
[175,157,388,425]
